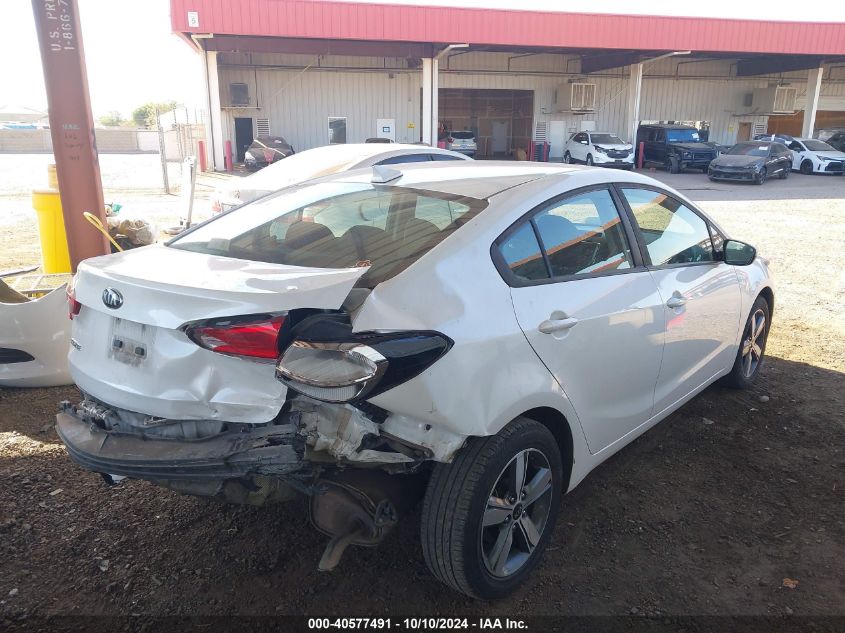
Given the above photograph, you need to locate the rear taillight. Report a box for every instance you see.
[67,276,81,320]
[185,315,286,361]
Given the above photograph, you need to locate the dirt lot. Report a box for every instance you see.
[1,165,844,622]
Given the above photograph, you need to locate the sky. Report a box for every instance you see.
[2,0,844,120]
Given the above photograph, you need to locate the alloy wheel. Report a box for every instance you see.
[741,308,766,378]
[481,448,553,578]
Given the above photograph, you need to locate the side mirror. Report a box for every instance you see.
[723,239,756,266]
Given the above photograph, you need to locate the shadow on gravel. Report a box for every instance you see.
[1,356,843,617]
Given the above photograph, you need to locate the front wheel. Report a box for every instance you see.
[586,154,594,166]
[563,152,571,164]
[721,296,770,389]
[800,160,814,175]
[754,167,767,185]
[421,417,563,599]
[668,156,680,174]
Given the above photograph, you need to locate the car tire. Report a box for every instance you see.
[800,159,814,175]
[563,152,571,164]
[421,416,563,600]
[586,154,594,166]
[721,295,770,389]
[754,167,767,185]
[701,165,709,173]
[779,166,790,179]
[668,156,680,174]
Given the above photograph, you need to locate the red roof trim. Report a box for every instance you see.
[171,0,845,56]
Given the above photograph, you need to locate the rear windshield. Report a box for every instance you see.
[450,131,475,139]
[727,143,769,156]
[665,129,700,143]
[802,140,835,152]
[590,134,624,145]
[170,182,487,288]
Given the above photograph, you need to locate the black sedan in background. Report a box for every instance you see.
[244,135,294,170]
[708,141,792,184]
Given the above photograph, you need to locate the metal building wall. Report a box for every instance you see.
[216,51,845,153]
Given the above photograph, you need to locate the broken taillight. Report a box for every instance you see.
[185,315,286,361]
[66,276,81,320]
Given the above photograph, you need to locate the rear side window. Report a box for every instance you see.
[534,189,633,277]
[499,223,548,281]
[376,153,431,165]
[621,188,715,265]
[496,187,634,282]
[170,182,487,288]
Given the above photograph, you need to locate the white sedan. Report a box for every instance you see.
[58,163,773,599]
[786,138,845,175]
[563,131,634,168]
[211,143,471,213]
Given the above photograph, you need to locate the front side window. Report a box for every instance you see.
[497,188,634,282]
[621,188,715,266]
[170,182,485,288]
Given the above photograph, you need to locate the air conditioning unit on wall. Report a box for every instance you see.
[555,82,597,112]
[751,86,797,114]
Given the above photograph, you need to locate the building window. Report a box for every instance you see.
[329,117,347,144]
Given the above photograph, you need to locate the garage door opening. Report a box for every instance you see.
[438,89,534,159]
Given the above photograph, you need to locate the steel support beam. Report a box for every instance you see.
[802,66,824,138]
[736,56,825,77]
[626,62,643,145]
[581,50,645,74]
[31,0,109,270]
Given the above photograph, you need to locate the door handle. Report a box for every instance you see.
[666,292,687,309]
[538,311,579,334]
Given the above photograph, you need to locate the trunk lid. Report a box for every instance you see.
[69,245,367,423]
[75,245,367,329]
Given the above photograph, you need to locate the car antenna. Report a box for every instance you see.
[371,165,402,183]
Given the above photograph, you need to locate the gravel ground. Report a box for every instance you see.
[1,164,843,622]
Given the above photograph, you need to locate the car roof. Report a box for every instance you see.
[639,124,696,129]
[325,161,658,200]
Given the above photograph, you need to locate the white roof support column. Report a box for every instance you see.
[802,66,824,139]
[431,57,439,147]
[422,58,433,146]
[203,50,225,171]
[626,62,643,145]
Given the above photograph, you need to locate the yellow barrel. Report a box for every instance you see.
[31,188,72,274]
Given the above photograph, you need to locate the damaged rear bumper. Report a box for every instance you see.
[56,407,306,481]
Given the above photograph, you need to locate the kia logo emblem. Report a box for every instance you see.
[102,288,124,310]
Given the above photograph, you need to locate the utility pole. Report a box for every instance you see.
[31,0,110,270]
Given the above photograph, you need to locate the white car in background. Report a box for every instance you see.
[563,131,634,169]
[786,138,845,175]
[211,143,471,213]
[58,162,772,599]
[444,130,477,157]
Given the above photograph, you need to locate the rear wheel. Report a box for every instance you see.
[779,165,790,179]
[800,160,814,175]
[586,154,594,166]
[421,417,563,599]
[722,296,770,389]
